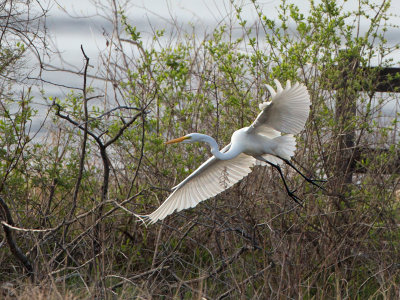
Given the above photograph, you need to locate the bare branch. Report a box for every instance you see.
[0,197,34,278]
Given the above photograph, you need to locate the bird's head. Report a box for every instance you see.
[165,133,206,145]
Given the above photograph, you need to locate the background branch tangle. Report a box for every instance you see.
[0,0,400,299]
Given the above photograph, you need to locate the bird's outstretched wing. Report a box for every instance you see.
[140,144,256,225]
[248,79,311,135]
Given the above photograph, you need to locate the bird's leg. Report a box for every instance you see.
[256,156,303,206]
[269,162,303,206]
[278,157,326,191]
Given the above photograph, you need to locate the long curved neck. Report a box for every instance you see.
[201,135,241,160]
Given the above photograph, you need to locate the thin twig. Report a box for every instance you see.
[110,265,171,290]
[171,245,253,287]
[217,262,274,299]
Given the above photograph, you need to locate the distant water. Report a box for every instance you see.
[25,1,400,142]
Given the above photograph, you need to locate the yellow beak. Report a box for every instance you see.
[165,136,189,145]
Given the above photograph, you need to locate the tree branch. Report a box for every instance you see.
[70,45,90,217]
[0,196,34,278]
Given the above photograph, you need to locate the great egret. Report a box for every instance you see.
[140,79,320,225]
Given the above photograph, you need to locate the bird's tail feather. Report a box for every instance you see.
[257,134,297,166]
[274,134,297,160]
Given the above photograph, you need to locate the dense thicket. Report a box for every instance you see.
[1,0,399,298]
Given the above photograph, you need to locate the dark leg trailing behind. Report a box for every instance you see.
[256,156,326,205]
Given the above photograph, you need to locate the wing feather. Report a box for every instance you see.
[142,149,256,224]
[195,178,207,200]
[248,80,310,135]
[197,176,209,197]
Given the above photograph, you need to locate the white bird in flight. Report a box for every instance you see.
[140,79,322,225]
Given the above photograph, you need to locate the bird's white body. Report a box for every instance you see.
[231,128,265,157]
[211,127,293,160]
[139,79,311,225]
